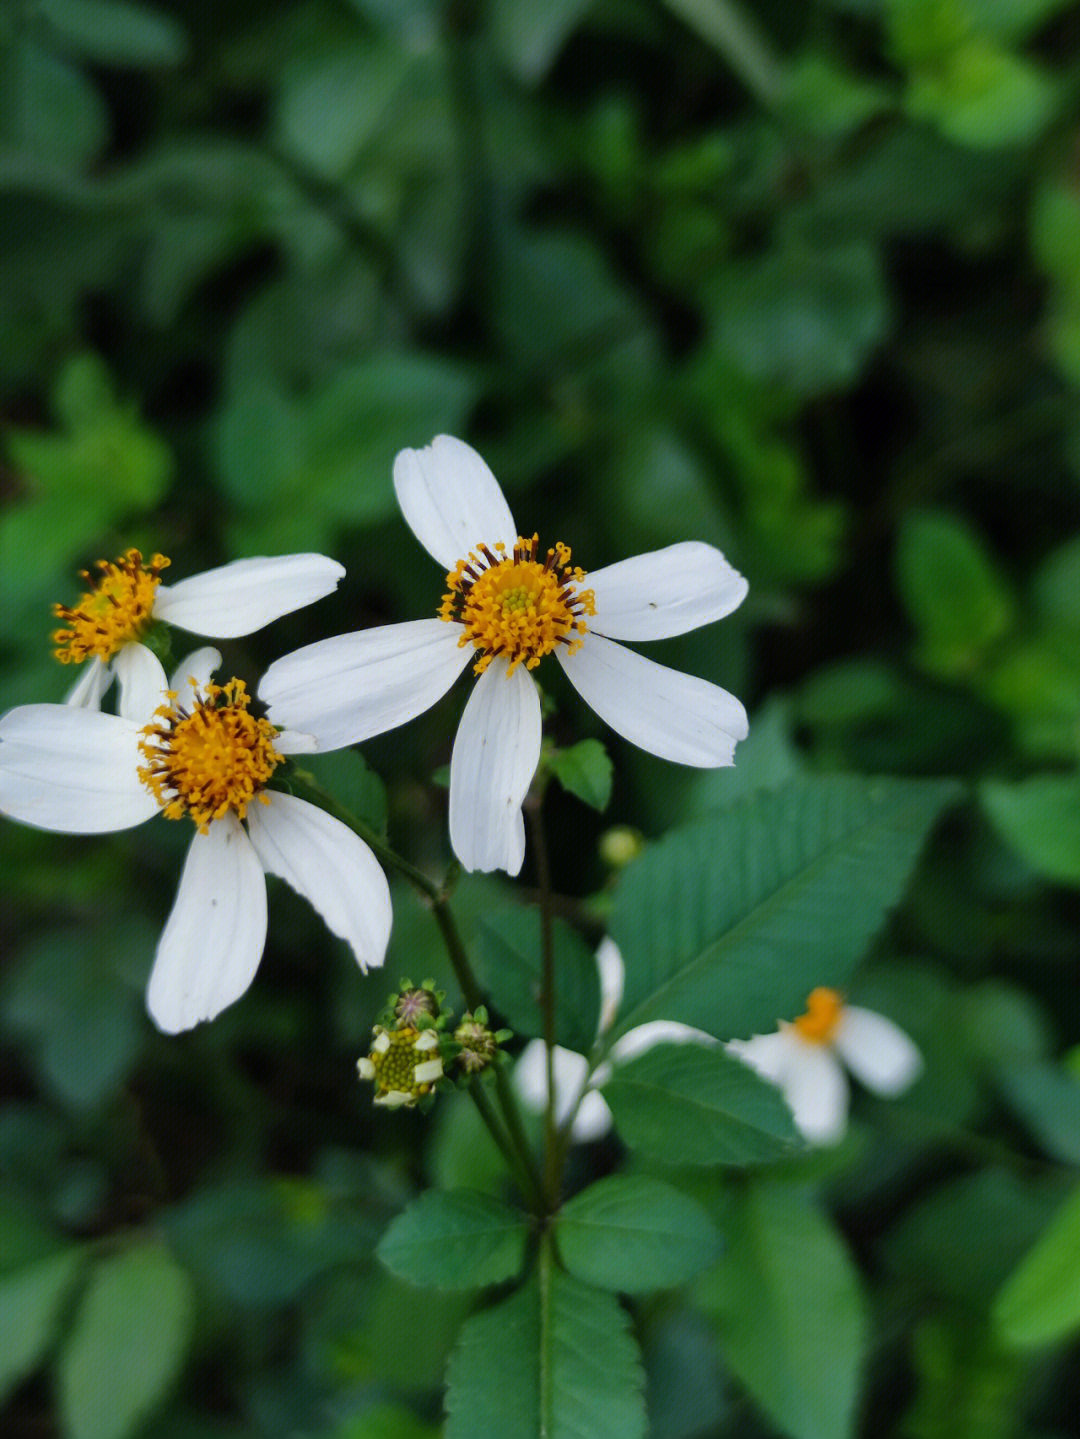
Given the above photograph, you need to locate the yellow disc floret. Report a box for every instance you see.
[53,549,170,663]
[138,678,283,833]
[793,987,845,1045]
[357,1026,444,1107]
[439,535,596,676]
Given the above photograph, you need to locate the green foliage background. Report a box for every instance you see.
[2,1,1080,1436]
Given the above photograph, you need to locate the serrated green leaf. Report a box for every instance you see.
[695,1183,865,1439]
[550,739,613,812]
[980,774,1080,886]
[376,1190,530,1291]
[601,1043,799,1166]
[556,1175,718,1292]
[477,909,600,1049]
[609,777,959,1041]
[994,1184,1080,1348]
[59,1244,195,1439]
[445,1252,646,1439]
[0,1246,87,1405]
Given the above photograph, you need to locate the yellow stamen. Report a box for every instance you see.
[793,987,845,1045]
[53,549,170,663]
[361,1025,444,1105]
[439,534,596,676]
[137,678,283,833]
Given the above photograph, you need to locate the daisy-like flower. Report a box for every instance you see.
[0,644,391,1033]
[515,938,716,1142]
[726,987,924,1145]
[259,436,749,875]
[54,548,345,709]
[357,1026,444,1108]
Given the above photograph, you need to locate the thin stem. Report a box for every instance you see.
[469,1078,541,1206]
[527,795,560,1209]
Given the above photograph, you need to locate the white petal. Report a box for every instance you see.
[115,644,169,723]
[259,620,469,751]
[153,554,345,637]
[393,436,518,570]
[245,792,391,973]
[558,633,748,767]
[375,1090,413,1108]
[595,936,625,1035]
[609,1020,717,1065]
[449,659,541,875]
[588,543,748,641]
[833,1006,924,1097]
[0,705,157,833]
[169,647,221,697]
[147,814,267,1033]
[274,730,319,755]
[515,1040,589,1129]
[572,1090,615,1143]
[64,658,114,709]
[781,1043,849,1145]
[414,1058,444,1084]
[357,1057,376,1079]
[725,1030,795,1086]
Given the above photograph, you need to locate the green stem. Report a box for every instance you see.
[527,795,561,1210]
[662,0,785,109]
[469,1078,541,1206]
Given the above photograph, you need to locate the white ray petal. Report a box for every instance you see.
[726,1030,795,1086]
[115,644,169,723]
[558,633,748,767]
[781,1042,849,1145]
[609,1021,717,1065]
[833,1006,924,1097]
[393,436,518,570]
[588,542,748,641]
[147,813,267,1033]
[595,936,625,1035]
[273,730,318,755]
[449,659,542,875]
[169,647,221,698]
[573,1090,615,1142]
[516,1041,592,1129]
[259,619,470,750]
[246,792,391,973]
[0,705,156,833]
[153,554,345,637]
[64,657,114,709]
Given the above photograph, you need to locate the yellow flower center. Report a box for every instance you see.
[793,987,845,1045]
[137,678,283,833]
[359,1026,444,1106]
[439,535,596,676]
[53,549,170,663]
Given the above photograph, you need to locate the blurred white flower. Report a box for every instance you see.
[0,645,391,1033]
[55,548,345,709]
[726,987,923,1145]
[260,436,748,876]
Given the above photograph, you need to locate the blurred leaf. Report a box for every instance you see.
[903,1317,1023,1439]
[695,1182,865,1439]
[1031,534,1080,628]
[38,0,189,68]
[602,1043,799,1166]
[490,0,594,84]
[477,908,601,1049]
[980,774,1080,885]
[905,41,1059,150]
[896,510,1015,676]
[0,39,107,166]
[376,1190,530,1290]
[688,695,804,814]
[608,777,959,1040]
[550,738,613,811]
[445,1253,646,1439]
[58,1243,196,1439]
[996,1062,1080,1165]
[994,1183,1080,1348]
[642,1309,730,1439]
[778,53,893,138]
[708,242,890,397]
[300,751,389,837]
[1030,181,1080,290]
[555,1175,718,1292]
[0,1245,87,1406]
[332,1405,440,1439]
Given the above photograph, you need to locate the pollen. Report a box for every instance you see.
[439,535,596,676]
[137,678,283,833]
[53,549,170,664]
[793,987,845,1045]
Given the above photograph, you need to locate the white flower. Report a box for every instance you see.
[514,937,716,1142]
[55,548,345,709]
[726,987,924,1145]
[259,436,748,875]
[0,644,391,1033]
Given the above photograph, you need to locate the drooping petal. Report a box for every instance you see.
[781,1041,849,1145]
[572,1090,616,1143]
[588,542,748,642]
[147,813,267,1033]
[557,633,748,767]
[0,705,157,833]
[169,647,221,697]
[595,936,625,1035]
[115,644,169,723]
[448,658,542,876]
[833,1006,924,1097]
[153,554,345,637]
[726,1031,794,1086]
[393,436,518,570]
[246,792,391,972]
[259,620,469,751]
[64,657,114,710]
[515,1040,613,1140]
[609,1020,717,1065]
